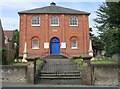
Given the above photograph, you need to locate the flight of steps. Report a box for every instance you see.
[43,55,68,59]
[39,71,81,79]
[37,56,82,85]
[37,71,82,85]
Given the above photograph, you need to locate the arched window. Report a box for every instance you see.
[32,37,39,49]
[70,36,78,49]
[50,16,59,26]
[32,40,39,49]
[31,16,40,26]
[70,16,78,26]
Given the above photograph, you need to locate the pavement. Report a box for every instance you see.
[2,82,119,88]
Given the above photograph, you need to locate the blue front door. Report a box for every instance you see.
[50,37,60,55]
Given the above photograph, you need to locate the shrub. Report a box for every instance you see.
[1,48,8,65]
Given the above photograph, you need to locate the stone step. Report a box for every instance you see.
[38,71,82,80]
[43,55,67,59]
[40,73,81,76]
[40,71,81,74]
[39,76,82,79]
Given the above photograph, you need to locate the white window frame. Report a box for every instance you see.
[71,40,78,49]
[50,16,59,26]
[32,40,39,49]
[31,16,40,26]
[69,16,78,26]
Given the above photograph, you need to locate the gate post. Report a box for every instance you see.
[81,55,92,85]
[26,57,38,84]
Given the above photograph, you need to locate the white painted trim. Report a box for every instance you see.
[50,24,59,26]
[61,42,66,48]
[50,16,59,27]
[71,40,78,49]
[32,47,39,49]
[69,25,78,27]
[31,16,40,27]
[32,40,39,49]
[31,24,40,26]
[69,16,78,27]
[44,42,49,49]
[71,47,78,49]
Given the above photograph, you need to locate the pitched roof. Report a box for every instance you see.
[4,30,14,40]
[18,3,90,15]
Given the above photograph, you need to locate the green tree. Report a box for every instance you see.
[91,36,105,56]
[14,29,19,45]
[94,2,120,30]
[13,29,19,58]
[94,2,120,56]
[89,28,104,56]
[1,48,8,65]
[103,28,120,56]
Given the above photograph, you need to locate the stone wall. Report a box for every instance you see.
[92,64,119,86]
[2,65,27,83]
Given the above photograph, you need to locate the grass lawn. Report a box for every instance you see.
[10,59,44,68]
[9,59,43,74]
[91,59,118,64]
[73,58,83,64]
[10,59,28,66]
[73,59,83,69]
[73,58,118,65]
[10,63,28,66]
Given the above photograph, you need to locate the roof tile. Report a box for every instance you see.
[18,5,90,15]
[4,30,14,40]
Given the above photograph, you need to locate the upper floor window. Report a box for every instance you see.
[50,16,59,26]
[69,16,78,26]
[31,16,40,26]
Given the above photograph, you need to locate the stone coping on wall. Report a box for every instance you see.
[91,64,119,70]
[91,64,119,67]
[2,65,27,67]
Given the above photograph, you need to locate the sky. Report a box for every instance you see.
[0,0,107,35]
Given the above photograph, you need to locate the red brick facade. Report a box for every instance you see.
[19,4,90,58]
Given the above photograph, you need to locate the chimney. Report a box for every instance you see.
[50,2,56,6]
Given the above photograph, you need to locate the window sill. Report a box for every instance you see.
[50,25,59,27]
[69,25,78,27]
[32,48,39,50]
[31,24,40,27]
[71,47,79,50]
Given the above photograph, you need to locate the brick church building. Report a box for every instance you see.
[18,2,91,59]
